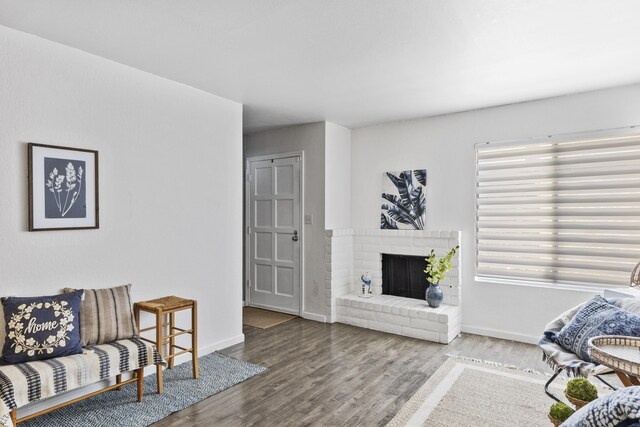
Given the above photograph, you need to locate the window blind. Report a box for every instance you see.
[476,131,640,287]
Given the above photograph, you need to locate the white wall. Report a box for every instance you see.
[244,122,327,320]
[325,123,351,230]
[351,83,640,343]
[0,25,244,356]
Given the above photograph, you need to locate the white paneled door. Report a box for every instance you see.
[247,155,301,314]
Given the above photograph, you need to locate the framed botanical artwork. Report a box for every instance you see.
[28,143,99,231]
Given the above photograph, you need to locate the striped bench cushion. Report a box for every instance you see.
[0,338,163,427]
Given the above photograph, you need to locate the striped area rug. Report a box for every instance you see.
[387,356,583,427]
[21,352,265,427]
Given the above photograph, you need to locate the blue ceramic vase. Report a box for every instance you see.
[426,282,443,308]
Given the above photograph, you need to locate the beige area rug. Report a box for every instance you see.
[243,306,297,329]
[387,356,601,427]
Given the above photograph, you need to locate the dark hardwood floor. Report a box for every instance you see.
[153,318,548,426]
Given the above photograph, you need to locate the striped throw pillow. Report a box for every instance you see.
[0,305,5,357]
[64,284,137,346]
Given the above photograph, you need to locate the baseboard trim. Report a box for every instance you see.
[302,311,326,323]
[462,325,538,345]
[202,334,246,353]
[168,333,246,367]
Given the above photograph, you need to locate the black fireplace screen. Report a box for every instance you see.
[381,254,428,300]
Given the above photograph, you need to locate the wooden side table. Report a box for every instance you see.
[589,335,640,387]
[134,296,198,393]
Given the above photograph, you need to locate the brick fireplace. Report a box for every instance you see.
[325,229,461,343]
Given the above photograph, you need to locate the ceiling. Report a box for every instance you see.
[2,1,640,133]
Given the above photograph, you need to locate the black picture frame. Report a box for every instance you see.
[28,143,99,231]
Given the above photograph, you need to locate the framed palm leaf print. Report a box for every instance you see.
[381,169,426,230]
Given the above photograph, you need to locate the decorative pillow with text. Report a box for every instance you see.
[1,290,84,364]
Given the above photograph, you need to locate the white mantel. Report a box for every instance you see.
[325,229,461,343]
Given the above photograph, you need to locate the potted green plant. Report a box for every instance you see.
[548,402,574,426]
[423,246,459,308]
[565,378,598,409]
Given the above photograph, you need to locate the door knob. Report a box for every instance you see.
[292,230,299,242]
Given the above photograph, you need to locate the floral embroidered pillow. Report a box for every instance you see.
[555,295,640,363]
[1,291,84,364]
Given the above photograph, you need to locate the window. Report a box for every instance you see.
[475,128,640,288]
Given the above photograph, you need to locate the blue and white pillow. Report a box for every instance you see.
[561,386,640,427]
[1,291,84,364]
[555,295,640,363]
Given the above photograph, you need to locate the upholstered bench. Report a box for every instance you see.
[0,338,162,426]
[0,284,165,427]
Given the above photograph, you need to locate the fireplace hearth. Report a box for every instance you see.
[326,229,461,344]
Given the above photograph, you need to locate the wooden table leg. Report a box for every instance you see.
[155,308,164,394]
[115,373,123,390]
[10,409,16,425]
[617,371,640,387]
[137,368,144,402]
[192,301,199,379]
[169,311,175,369]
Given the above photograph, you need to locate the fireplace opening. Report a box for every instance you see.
[381,254,429,300]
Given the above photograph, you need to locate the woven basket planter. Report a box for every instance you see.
[548,414,563,427]
[565,392,590,410]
